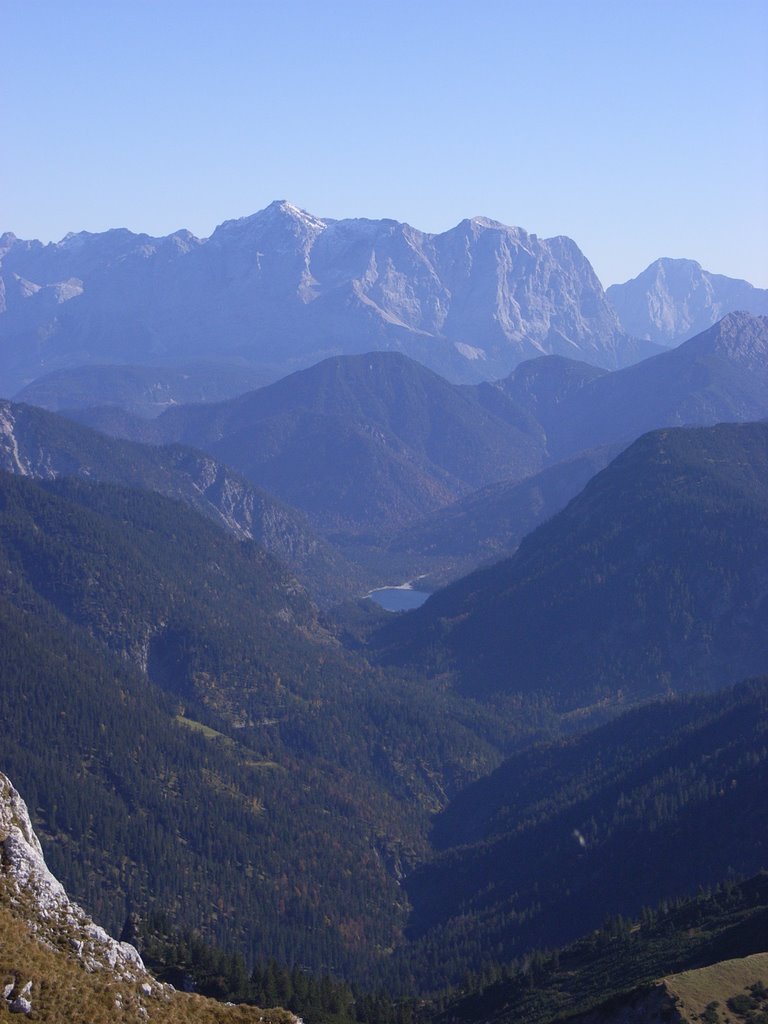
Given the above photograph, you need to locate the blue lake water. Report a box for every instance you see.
[367,587,431,612]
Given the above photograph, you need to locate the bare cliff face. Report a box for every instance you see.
[0,202,651,393]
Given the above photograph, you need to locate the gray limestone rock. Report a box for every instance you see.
[607,257,768,345]
[0,201,655,394]
[0,772,147,982]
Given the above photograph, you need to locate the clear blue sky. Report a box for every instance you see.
[2,0,767,286]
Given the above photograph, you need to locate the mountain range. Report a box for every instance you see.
[2,204,768,1021]
[375,311,768,580]
[4,204,765,408]
[498,311,768,461]
[62,313,768,582]
[0,203,657,395]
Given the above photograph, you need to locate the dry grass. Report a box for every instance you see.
[664,952,768,1022]
[175,716,232,742]
[0,903,295,1024]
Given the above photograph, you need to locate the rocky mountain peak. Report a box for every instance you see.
[465,215,525,235]
[0,774,44,858]
[446,216,533,250]
[211,199,328,245]
[695,310,768,365]
[607,257,768,345]
[252,198,328,235]
[647,256,704,279]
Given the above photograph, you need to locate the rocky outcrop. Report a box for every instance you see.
[0,772,147,984]
[0,772,299,1023]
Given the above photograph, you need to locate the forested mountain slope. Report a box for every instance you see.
[0,398,361,604]
[95,351,547,534]
[384,446,620,584]
[434,873,768,1024]
[1,310,765,1004]
[0,470,525,981]
[374,421,768,705]
[400,680,768,990]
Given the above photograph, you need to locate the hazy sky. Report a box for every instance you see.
[3,0,767,286]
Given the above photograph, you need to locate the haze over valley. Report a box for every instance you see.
[2,193,768,1020]
[3,1,767,1019]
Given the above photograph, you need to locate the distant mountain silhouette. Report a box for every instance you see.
[607,257,768,345]
[13,361,276,417]
[502,311,768,460]
[93,351,548,534]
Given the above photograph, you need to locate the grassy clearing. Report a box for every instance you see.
[175,716,231,741]
[664,953,768,1022]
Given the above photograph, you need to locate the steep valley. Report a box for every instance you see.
[0,300,767,1017]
